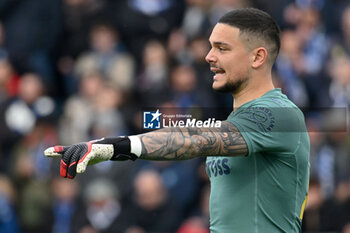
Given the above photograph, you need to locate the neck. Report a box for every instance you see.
[232,74,275,110]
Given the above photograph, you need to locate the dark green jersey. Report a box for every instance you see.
[206,89,310,233]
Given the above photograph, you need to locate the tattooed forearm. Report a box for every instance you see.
[138,121,248,160]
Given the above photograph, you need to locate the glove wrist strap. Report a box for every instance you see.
[129,136,142,157]
[97,136,141,161]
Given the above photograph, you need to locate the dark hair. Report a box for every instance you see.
[218,8,280,64]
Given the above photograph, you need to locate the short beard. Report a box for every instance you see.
[213,78,248,94]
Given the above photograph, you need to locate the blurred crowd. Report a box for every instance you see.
[0,0,349,233]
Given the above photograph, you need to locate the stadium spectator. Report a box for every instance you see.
[74,21,135,92]
[181,0,214,39]
[275,29,309,107]
[51,177,79,233]
[169,63,216,108]
[1,73,56,138]
[71,178,129,233]
[59,72,104,144]
[124,169,183,233]
[58,0,110,59]
[135,158,202,214]
[135,40,170,106]
[327,50,350,107]
[0,174,20,233]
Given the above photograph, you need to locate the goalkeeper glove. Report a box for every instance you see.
[44,136,142,179]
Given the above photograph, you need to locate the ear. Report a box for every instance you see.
[251,47,267,69]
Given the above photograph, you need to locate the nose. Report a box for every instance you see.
[205,48,216,64]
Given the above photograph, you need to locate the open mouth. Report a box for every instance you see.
[211,67,226,80]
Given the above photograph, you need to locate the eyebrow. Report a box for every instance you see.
[211,41,231,47]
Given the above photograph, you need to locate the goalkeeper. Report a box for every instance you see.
[45,8,310,233]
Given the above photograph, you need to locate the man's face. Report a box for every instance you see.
[206,23,251,93]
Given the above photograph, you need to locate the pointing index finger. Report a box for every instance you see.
[44,146,68,157]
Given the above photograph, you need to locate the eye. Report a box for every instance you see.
[218,47,227,51]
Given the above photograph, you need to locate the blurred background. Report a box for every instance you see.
[0,0,349,232]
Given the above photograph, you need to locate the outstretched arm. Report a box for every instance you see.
[139,121,247,160]
[44,121,247,178]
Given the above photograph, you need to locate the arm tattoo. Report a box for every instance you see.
[138,121,248,160]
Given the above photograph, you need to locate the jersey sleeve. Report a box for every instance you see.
[226,104,303,157]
